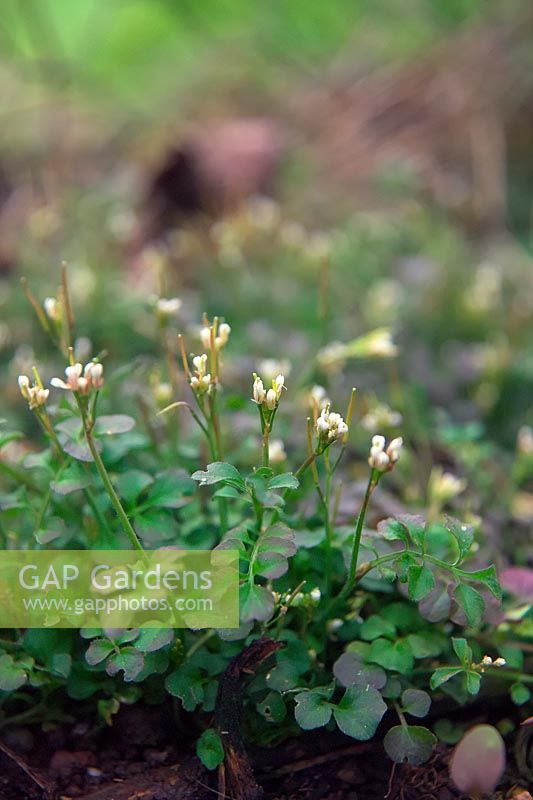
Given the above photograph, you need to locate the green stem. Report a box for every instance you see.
[338,472,378,602]
[76,397,145,554]
[323,453,334,597]
[262,421,271,468]
[206,393,228,534]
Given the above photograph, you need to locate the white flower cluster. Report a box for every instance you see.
[316,405,349,446]
[252,373,286,411]
[368,434,403,472]
[51,361,104,395]
[18,376,49,410]
[200,322,231,351]
[189,354,211,395]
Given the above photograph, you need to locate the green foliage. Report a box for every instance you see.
[196,728,225,770]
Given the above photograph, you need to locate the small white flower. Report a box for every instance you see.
[200,326,212,349]
[43,297,60,322]
[493,658,506,667]
[189,353,211,395]
[481,655,493,667]
[18,375,30,395]
[387,437,403,463]
[215,322,231,349]
[252,375,266,404]
[273,374,285,399]
[192,354,208,374]
[429,468,466,504]
[84,361,104,390]
[51,363,83,391]
[156,297,182,317]
[310,587,321,603]
[365,329,398,358]
[269,439,286,464]
[265,388,277,410]
[259,359,291,382]
[18,375,49,410]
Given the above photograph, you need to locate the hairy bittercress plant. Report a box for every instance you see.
[0,269,526,774]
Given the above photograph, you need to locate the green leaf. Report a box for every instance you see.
[466,670,481,695]
[377,518,409,545]
[395,515,426,548]
[192,462,245,490]
[105,648,144,682]
[406,632,445,659]
[444,518,474,563]
[115,470,153,506]
[50,469,89,496]
[333,653,387,690]
[367,638,414,674]
[267,473,299,491]
[360,615,396,641]
[240,583,275,623]
[254,524,296,579]
[145,471,195,508]
[407,564,435,602]
[165,665,204,711]
[454,584,485,627]
[257,691,287,723]
[333,685,387,740]
[0,655,28,691]
[49,653,72,678]
[294,688,333,730]
[430,666,464,690]
[85,638,115,666]
[402,689,431,718]
[93,415,136,435]
[510,682,531,706]
[456,565,502,601]
[384,725,436,765]
[452,638,472,665]
[36,517,66,544]
[196,728,224,770]
[134,628,173,653]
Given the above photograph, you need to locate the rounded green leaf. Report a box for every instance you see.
[384,725,436,765]
[333,685,387,740]
[402,688,431,718]
[294,688,333,730]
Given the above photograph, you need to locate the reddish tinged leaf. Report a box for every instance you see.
[500,567,533,601]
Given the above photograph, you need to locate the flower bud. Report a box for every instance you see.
[43,297,61,322]
[265,388,277,410]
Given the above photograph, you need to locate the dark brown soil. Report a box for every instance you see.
[0,705,530,800]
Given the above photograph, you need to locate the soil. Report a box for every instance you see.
[0,705,530,800]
